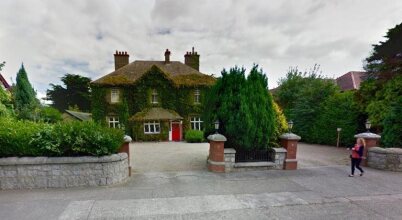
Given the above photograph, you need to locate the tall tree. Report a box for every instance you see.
[46,74,91,112]
[203,65,276,150]
[365,22,402,80]
[13,64,39,119]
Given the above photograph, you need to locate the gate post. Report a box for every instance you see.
[207,133,227,172]
[119,135,132,176]
[354,132,381,166]
[280,133,301,170]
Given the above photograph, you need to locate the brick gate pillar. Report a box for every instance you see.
[207,133,227,172]
[280,133,301,170]
[354,132,381,166]
[119,135,132,176]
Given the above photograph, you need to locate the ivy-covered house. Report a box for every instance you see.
[91,48,216,141]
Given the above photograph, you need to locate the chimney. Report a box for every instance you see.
[184,47,200,71]
[114,50,129,70]
[164,49,171,64]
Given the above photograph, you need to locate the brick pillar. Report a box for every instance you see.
[354,132,381,166]
[280,133,301,170]
[119,135,132,176]
[207,133,227,172]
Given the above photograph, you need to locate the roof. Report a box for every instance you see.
[65,110,92,121]
[336,71,367,91]
[129,107,183,121]
[0,73,10,90]
[91,61,215,87]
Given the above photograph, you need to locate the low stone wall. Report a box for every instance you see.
[368,147,402,171]
[0,153,129,190]
[223,148,287,172]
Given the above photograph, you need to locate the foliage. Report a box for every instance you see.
[38,106,62,123]
[364,22,402,80]
[0,118,124,157]
[203,65,276,150]
[365,76,402,127]
[310,91,359,147]
[185,130,204,143]
[13,64,39,120]
[0,61,5,71]
[92,68,210,140]
[275,66,338,142]
[270,101,288,148]
[382,97,402,148]
[46,74,91,112]
[0,86,13,117]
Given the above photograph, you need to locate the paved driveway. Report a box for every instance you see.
[130,142,209,173]
[298,142,350,168]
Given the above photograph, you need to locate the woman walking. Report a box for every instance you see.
[349,138,365,177]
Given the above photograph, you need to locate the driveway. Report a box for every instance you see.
[298,142,350,168]
[130,142,209,173]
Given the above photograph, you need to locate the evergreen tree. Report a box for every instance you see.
[13,64,39,119]
[46,74,91,112]
[203,65,277,150]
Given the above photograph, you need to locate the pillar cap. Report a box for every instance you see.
[280,133,301,140]
[207,133,227,142]
[354,132,381,139]
[123,135,132,143]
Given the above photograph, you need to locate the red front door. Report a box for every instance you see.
[172,123,181,141]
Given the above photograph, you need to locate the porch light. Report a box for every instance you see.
[365,120,371,132]
[288,120,293,133]
[214,120,220,133]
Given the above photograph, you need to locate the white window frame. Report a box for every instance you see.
[190,117,203,130]
[108,116,120,128]
[111,89,119,103]
[151,89,158,104]
[144,121,161,134]
[194,89,200,104]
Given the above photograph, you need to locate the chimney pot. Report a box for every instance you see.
[114,50,130,70]
[164,49,171,64]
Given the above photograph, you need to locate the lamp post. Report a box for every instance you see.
[214,120,220,134]
[288,120,294,134]
[336,128,342,148]
[365,120,371,132]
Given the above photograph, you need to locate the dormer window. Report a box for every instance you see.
[194,89,200,104]
[111,89,119,103]
[151,89,158,104]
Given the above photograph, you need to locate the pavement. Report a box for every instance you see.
[1,142,402,219]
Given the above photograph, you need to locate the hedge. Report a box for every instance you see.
[185,130,204,143]
[0,118,124,157]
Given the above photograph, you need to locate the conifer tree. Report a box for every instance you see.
[13,64,39,119]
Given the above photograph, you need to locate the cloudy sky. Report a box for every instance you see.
[1,0,402,99]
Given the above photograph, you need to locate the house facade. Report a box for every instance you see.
[91,48,216,141]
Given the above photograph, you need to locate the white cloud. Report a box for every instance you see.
[0,0,401,93]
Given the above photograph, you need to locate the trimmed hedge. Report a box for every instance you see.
[0,118,124,157]
[185,130,204,143]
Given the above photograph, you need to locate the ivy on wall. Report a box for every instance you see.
[91,67,211,140]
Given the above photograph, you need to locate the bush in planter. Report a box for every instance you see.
[185,130,204,143]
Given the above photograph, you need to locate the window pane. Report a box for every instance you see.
[155,123,160,133]
[144,124,149,133]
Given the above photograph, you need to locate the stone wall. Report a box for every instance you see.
[0,153,129,190]
[223,148,287,172]
[368,147,402,172]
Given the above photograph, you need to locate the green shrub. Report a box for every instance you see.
[0,118,124,157]
[38,106,62,123]
[185,130,204,143]
[0,118,43,157]
[382,97,402,148]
